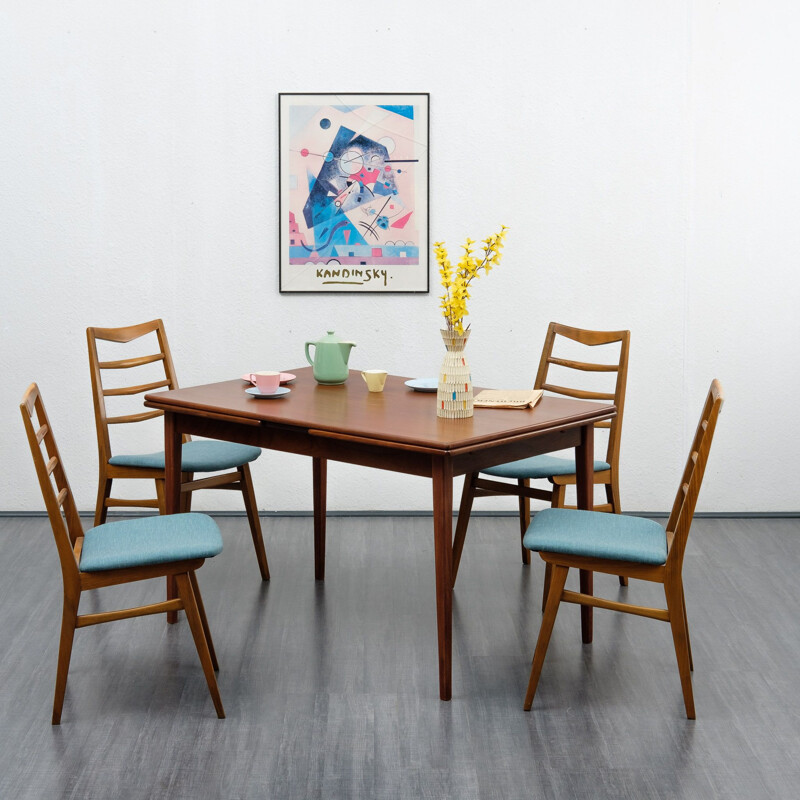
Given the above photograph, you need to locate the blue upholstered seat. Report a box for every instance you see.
[109,440,261,472]
[523,507,667,565]
[80,512,223,572]
[482,454,610,480]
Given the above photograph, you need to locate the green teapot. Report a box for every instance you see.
[305,330,357,385]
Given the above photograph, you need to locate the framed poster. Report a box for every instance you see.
[279,93,429,293]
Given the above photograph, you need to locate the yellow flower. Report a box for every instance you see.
[435,225,509,333]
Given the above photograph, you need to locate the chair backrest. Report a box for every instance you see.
[20,384,83,586]
[533,322,631,468]
[665,380,724,570]
[87,319,182,463]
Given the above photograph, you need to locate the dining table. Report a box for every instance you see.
[144,367,616,701]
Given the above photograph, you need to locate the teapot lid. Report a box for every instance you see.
[314,330,355,346]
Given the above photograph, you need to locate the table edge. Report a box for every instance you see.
[144,389,616,454]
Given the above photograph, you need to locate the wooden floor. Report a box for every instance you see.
[0,514,798,799]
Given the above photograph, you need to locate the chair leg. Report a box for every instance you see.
[518,479,531,566]
[180,472,193,513]
[542,484,565,609]
[174,573,225,719]
[524,563,569,711]
[94,477,112,526]
[605,484,628,587]
[155,479,166,515]
[52,595,78,724]
[189,570,219,671]
[239,464,270,580]
[451,472,478,587]
[541,563,552,613]
[166,575,179,624]
[607,476,622,514]
[665,578,695,719]
[682,582,694,672]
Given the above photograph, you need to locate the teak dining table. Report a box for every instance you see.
[144,368,616,701]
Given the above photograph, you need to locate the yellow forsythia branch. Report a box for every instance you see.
[434,225,508,334]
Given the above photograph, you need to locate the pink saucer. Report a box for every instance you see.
[242,372,296,384]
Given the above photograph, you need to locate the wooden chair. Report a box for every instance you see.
[87,319,269,580]
[523,380,724,719]
[452,322,631,592]
[20,383,225,723]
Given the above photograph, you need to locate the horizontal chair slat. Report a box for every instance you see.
[561,589,670,622]
[548,356,619,373]
[107,410,163,424]
[23,392,37,415]
[181,473,241,492]
[103,379,170,397]
[105,497,160,508]
[36,424,48,444]
[46,456,58,476]
[98,353,165,370]
[76,599,183,628]
[474,477,553,502]
[555,502,614,512]
[542,383,615,401]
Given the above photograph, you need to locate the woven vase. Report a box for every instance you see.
[437,329,473,419]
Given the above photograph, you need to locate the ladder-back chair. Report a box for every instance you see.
[87,319,269,580]
[20,383,225,723]
[523,380,724,718]
[452,322,631,591]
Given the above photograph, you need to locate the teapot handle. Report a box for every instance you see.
[304,341,315,367]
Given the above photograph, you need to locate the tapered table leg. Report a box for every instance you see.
[164,412,182,623]
[164,412,182,514]
[432,457,453,701]
[576,423,594,643]
[313,457,327,581]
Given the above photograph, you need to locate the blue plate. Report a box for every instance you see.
[245,386,291,399]
[405,378,438,393]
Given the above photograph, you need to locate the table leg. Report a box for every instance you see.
[432,458,453,701]
[313,457,327,581]
[164,412,182,514]
[576,422,594,643]
[164,412,182,623]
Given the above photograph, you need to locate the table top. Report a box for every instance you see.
[144,367,615,453]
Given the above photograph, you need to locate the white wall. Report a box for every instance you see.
[2,1,798,513]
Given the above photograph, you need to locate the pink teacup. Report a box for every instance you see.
[249,371,281,394]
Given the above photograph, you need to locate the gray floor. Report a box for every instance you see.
[0,513,798,799]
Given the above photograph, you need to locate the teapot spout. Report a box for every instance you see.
[338,341,356,363]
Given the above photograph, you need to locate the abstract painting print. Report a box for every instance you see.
[279,93,429,293]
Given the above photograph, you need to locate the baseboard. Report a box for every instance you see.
[2,510,799,520]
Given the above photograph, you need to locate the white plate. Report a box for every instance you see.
[245,386,291,399]
[405,378,438,393]
[241,372,296,384]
